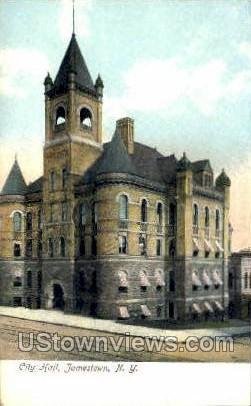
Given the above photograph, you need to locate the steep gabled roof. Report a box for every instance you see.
[53,34,95,95]
[192,159,212,173]
[95,131,136,176]
[1,159,27,196]
[27,176,43,194]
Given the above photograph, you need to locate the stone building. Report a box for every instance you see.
[229,249,251,319]
[0,33,231,322]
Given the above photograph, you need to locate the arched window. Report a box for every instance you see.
[13,212,22,232]
[48,238,54,258]
[205,207,210,227]
[49,171,55,191]
[80,107,92,128]
[216,209,220,231]
[60,237,66,257]
[244,272,248,289]
[79,203,87,227]
[119,195,128,220]
[169,203,176,225]
[26,212,32,231]
[193,204,198,226]
[141,199,147,223]
[157,202,163,225]
[55,106,66,125]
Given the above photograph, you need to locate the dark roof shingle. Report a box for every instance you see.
[52,34,95,95]
[1,160,27,196]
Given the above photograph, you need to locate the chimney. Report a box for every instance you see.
[116,117,134,154]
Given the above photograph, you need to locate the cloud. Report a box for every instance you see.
[0,48,49,99]
[58,0,93,42]
[105,56,251,119]
[239,41,251,61]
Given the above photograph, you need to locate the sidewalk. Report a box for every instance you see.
[0,306,250,342]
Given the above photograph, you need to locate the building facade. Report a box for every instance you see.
[0,33,232,322]
[229,249,251,319]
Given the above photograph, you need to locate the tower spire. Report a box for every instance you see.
[73,0,75,35]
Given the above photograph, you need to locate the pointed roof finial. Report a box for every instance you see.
[73,0,75,35]
[15,153,18,162]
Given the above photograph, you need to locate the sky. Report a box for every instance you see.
[0,0,250,250]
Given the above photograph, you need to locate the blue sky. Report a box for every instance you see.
[0,0,250,248]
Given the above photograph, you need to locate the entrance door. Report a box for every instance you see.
[52,284,65,310]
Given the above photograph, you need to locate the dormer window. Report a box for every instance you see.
[55,106,66,127]
[80,107,92,130]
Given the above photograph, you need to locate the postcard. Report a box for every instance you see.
[0,1,250,405]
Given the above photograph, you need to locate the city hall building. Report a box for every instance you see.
[0,32,232,322]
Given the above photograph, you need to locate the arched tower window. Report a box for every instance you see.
[157,203,163,225]
[60,237,66,257]
[55,106,66,125]
[205,207,210,227]
[141,199,147,223]
[119,195,128,220]
[193,204,198,226]
[80,107,92,129]
[13,212,22,232]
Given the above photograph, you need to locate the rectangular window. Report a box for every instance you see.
[26,240,32,257]
[50,203,56,223]
[119,235,127,254]
[169,271,175,292]
[13,277,22,287]
[139,234,146,256]
[156,239,162,256]
[27,271,32,288]
[62,168,67,189]
[91,236,97,256]
[50,171,55,191]
[14,243,21,257]
[62,202,67,222]
[79,239,85,256]
[13,297,22,307]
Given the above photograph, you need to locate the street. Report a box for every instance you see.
[0,315,250,362]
